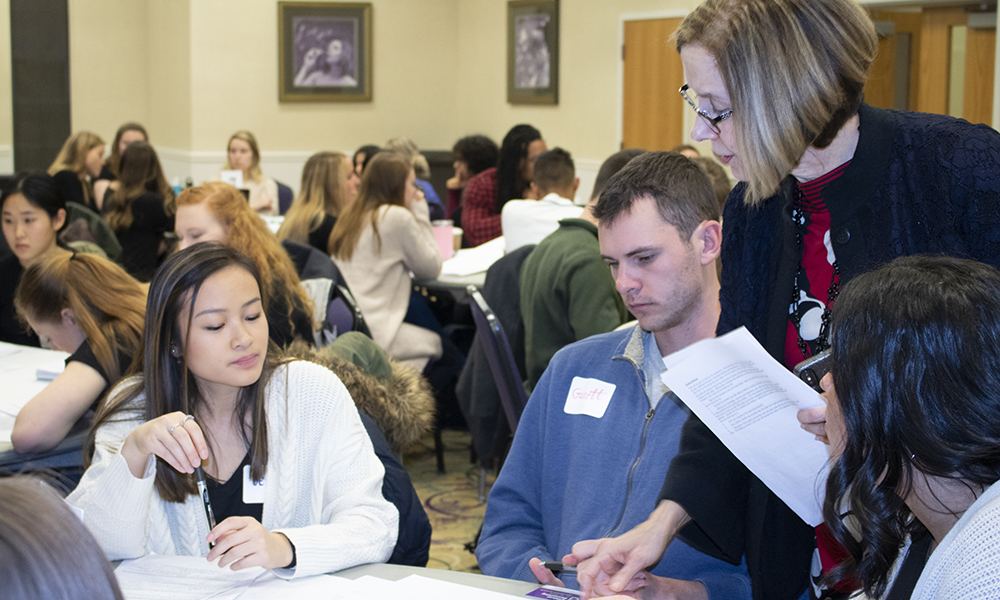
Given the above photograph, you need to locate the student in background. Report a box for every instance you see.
[518,149,643,392]
[174,182,314,348]
[48,131,106,212]
[12,252,145,453]
[276,151,357,255]
[93,122,149,206]
[223,131,278,214]
[445,134,499,221]
[102,142,175,282]
[500,147,581,253]
[461,124,546,247]
[69,243,397,575]
[329,152,442,370]
[353,144,380,177]
[1,476,124,600]
[385,137,445,220]
[822,256,1000,598]
[1,174,71,346]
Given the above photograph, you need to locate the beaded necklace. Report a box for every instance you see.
[789,186,840,358]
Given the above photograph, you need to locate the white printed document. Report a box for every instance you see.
[660,327,831,526]
[440,236,506,276]
[115,554,264,600]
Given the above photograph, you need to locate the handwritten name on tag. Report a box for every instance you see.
[564,377,616,418]
[242,465,266,504]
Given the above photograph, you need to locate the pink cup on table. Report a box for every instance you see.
[432,220,455,260]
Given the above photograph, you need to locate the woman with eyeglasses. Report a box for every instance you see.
[569,1,1000,599]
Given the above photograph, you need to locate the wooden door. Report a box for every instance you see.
[622,18,685,151]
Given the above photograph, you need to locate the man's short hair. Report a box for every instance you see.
[532,148,575,195]
[593,151,719,239]
[590,148,646,201]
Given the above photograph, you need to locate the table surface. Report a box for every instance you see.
[336,563,538,597]
[0,342,85,470]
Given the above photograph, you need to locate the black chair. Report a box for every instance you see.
[276,180,293,215]
[324,284,372,340]
[467,285,529,502]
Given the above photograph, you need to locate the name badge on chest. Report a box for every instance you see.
[564,376,616,418]
[242,464,266,504]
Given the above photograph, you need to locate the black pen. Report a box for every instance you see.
[195,466,217,549]
[541,561,577,575]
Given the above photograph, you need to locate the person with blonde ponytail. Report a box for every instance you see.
[275,151,357,254]
[11,252,145,453]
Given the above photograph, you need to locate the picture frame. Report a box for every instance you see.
[278,2,372,103]
[507,0,559,105]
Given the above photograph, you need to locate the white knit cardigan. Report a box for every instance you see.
[67,360,399,578]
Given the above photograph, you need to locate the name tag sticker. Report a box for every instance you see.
[564,377,616,418]
[242,465,266,504]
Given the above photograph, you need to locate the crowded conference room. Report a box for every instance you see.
[2,0,1000,598]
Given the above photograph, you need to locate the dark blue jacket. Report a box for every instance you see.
[660,105,1000,600]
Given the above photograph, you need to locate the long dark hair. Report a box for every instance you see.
[495,124,541,213]
[824,255,1000,596]
[87,243,281,503]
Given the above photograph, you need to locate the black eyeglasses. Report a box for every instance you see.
[679,84,732,134]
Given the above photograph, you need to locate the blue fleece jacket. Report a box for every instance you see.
[477,325,751,599]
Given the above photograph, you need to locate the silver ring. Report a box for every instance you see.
[168,414,194,434]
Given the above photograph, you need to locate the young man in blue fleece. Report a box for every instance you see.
[476,151,751,600]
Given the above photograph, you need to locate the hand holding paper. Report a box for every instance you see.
[660,327,830,526]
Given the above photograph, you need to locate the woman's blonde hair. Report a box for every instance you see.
[276,151,349,246]
[104,142,174,231]
[106,122,148,179]
[14,252,146,382]
[675,0,876,204]
[385,136,431,179]
[225,130,264,183]
[176,182,313,332]
[47,131,105,205]
[328,151,411,261]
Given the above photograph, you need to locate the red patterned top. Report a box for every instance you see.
[460,167,502,247]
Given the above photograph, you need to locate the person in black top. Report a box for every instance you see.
[276,151,357,255]
[47,131,106,212]
[1,174,71,347]
[93,122,149,207]
[102,142,175,282]
[174,181,315,348]
[11,252,145,453]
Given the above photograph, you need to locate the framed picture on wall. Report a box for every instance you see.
[507,0,559,105]
[278,2,372,102]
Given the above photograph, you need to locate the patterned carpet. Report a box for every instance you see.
[404,429,496,572]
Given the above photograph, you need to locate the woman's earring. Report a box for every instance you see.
[170,346,180,358]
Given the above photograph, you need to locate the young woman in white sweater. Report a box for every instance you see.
[68,242,397,577]
[328,152,443,370]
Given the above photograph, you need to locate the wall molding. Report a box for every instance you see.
[0,144,13,174]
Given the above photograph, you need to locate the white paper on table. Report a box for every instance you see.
[35,361,66,380]
[0,427,12,443]
[440,236,506,276]
[659,327,831,526]
[114,554,265,600]
[0,342,70,417]
[235,573,366,600]
[394,574,524,600]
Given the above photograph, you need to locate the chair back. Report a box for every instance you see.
[276,181,293,215]
[467,285,528,433]
[323,284,372,343]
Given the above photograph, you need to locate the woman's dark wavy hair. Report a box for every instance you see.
[452,134,499,176]
[495,124,541,213]
[824,255,1000,597]
[86,242,283,503]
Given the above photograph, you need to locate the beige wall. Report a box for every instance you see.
[455,0,699,163]
[147,0,192,150]
[188,0,461,154]
[0,0,11,149]
[67,0,149,143]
